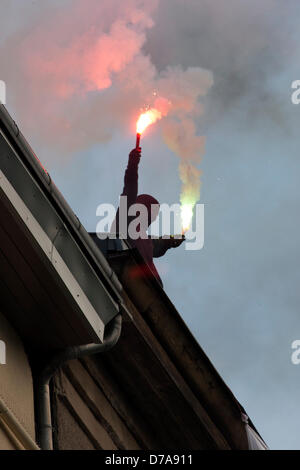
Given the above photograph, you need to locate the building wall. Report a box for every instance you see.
[52,358,141,450]
[0,310,36,449]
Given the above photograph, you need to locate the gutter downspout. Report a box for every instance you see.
[36,313,122,450]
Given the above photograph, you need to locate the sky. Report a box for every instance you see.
[1,0,300,449]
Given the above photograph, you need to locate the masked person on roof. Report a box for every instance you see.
[111,147,184,286]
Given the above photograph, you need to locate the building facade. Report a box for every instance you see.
[0,104,267,450]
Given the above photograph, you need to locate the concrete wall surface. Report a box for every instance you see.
[0,311,36,449]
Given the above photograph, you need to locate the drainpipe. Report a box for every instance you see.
[36,313,122,450]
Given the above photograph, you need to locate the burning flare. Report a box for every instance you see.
[181,203,194,233]
[136,108,162,147]
[136,108,162,135]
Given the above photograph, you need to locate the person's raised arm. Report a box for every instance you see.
[121,147,141,208]
[110,148,141,236]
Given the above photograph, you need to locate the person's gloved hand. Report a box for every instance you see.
[129,148,141,164]
[168,235,185,248]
